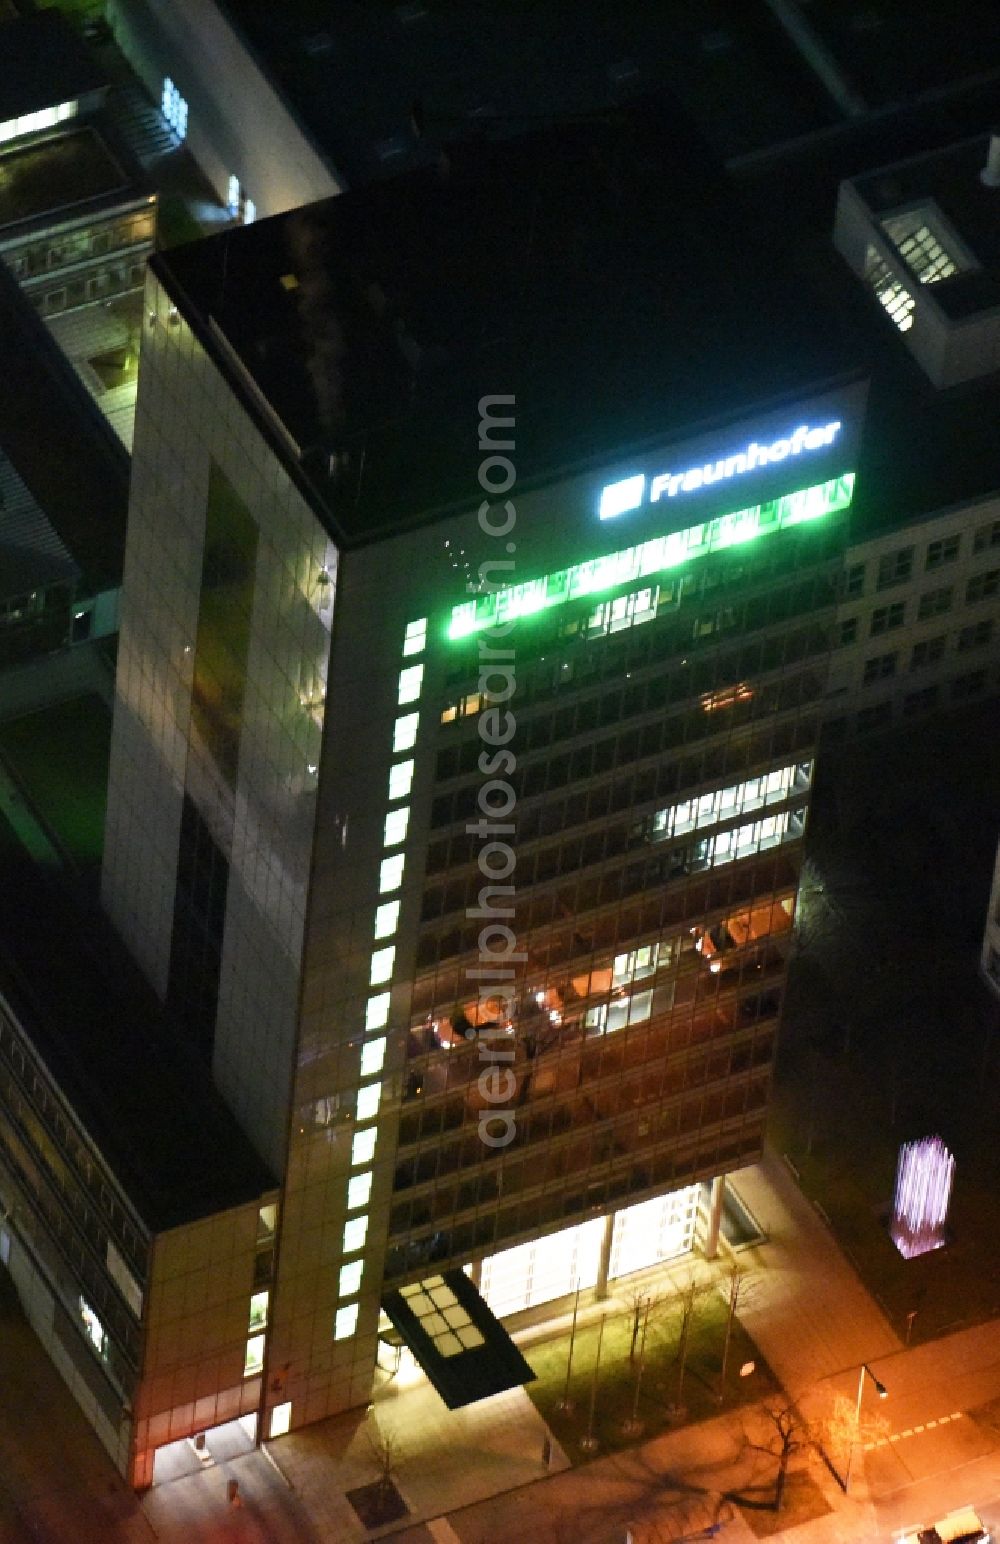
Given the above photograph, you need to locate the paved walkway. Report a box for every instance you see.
[728,1151,901,1396]
[130,1147,1000,1543]
[5,1146,1000,1541]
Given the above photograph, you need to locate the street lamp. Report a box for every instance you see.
[844,1362,888,1492]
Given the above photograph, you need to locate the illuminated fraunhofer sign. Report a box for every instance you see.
[600,420,843,519]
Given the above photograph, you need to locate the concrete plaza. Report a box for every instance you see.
[3,1147,1000,1543]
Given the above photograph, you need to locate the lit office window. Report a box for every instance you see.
[356,1084,381,1122]
[612,944,660,987]
[448,475,855,641]
[369,946,395,985]
[244,1334,265,1377]
[339,1261,363,1297]
[360,1038,386,1077]
[374,900,400,940]
[397,664,424,705]
[388,760,414,800]
[403,617,427,656]
[379,855,405,893]
[269,1401,291,1437]
[393,713,419,751]
[0,100,78,144]
[383,807,409,846]
[365,994,390,1030]
[881,209,967,285]
[585,988,654,1036]
[334,1304,359,1340]
[347,1172,373,1210]
[351,1128,377,1166]
[650,763,806,840]
[79,1298,107,1356]
[343,1215,369,1253]
[586,586,658,637]
[864,247,915,332]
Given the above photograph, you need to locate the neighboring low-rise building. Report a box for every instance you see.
[0,858,276,1488]
[823,496,1000,741]
[0,9,156,450]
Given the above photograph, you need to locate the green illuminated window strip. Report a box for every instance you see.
[448,472,855,642]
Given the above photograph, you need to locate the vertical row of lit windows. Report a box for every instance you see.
[243,1289,269,1377]
[161,78,189,140]
[334,618,427,1341]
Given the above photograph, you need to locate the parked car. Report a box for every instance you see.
[897,1505,991,1544]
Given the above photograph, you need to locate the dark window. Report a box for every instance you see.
[966,569,999,604]
[902,686,938,717]
[167,794,230,1060]
[917,586,952,620]
[876,547,913,590]
[926,534,960,570]
[957,620,993,651]
[843,563,865,599]
[911,636,945,669]
[870,602,905,637]
[856,701,892,733]
[190,463,258,784]
[952,669,986,700]
[839,618,858,646]
[863,652,896,684]
[973,519,1000,554]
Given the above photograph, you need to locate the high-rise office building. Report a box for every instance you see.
[100,118,865,1452]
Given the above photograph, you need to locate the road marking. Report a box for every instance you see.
[865,1412,966,1450]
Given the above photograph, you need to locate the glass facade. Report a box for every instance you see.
[382,489,849,1286]
[103,266,857,1447]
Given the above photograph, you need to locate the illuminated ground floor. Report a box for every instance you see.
[473,1184,703,1318]
[375,1176,762,1394]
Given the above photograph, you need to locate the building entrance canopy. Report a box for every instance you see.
[381,1269,536,1409]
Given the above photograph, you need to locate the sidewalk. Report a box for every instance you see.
[8,1143,1000,1542]
[732,1150,900,1395]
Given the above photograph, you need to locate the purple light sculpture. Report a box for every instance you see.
[890,1135,955,1259]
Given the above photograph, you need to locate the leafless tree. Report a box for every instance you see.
[671,1274,705,1410]
[741,1400,812,1512]
[621,1284,661,1365]
[718,1263,756,1399]
[365,1418,402,1501]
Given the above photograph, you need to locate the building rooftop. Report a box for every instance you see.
[222,0,837,180]
[0,9,107,124]
[0,852,274,1232]
[729,108,1000,536]
[153,97,863,547]
[0,127,129,230]
[852,133,1000,320]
